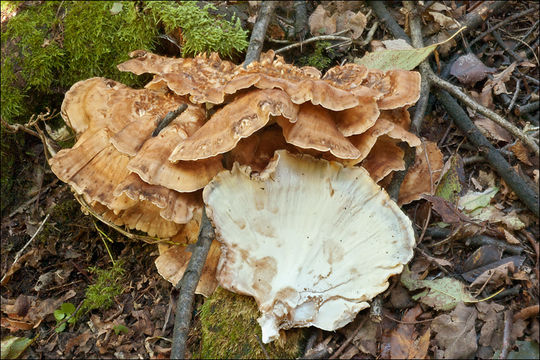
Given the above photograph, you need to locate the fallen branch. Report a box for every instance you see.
[434,89,539,217]
[427,69,539,156]
[293,0,308,40]
[243,1,277,67]
[170,208,215,359]
[469,7,538,47]
[500,309,514,359]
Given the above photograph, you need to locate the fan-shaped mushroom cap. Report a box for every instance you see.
[333,99,380,137]
[92,201,183,238]
[61,78,133,134]
[228,126,298,172]
[49,128,137,212]
[117,50,241,104]
[203,150,415,343]
[398,141,444,205]
[277,104,361,159]
[169,89,299,161]
[376,70,422,110]
[126,104,223,192]
[345,118,396,166]
[361,136,406,182]
[114,173,201,225]
[109,92,193,157]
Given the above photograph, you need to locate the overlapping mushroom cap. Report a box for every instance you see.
[50,51,444,304]
[204,150,416,343]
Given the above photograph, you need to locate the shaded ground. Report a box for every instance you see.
[1,1,539,359]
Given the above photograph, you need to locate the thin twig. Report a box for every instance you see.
[500,309,514,359]
[492,29,525,63]
[170,208,215,359]
[275,31,351,54]
[513,305,539,321]
[515,101,539,115]
[406,1,431,133]
[255,334,270,359]
[243,1,277,67]
[384,313,433,324]
[469,7,538,48]
[427,69,539,156]
[1,213,50,284]
[329,317,367,359]
[434,89,539,217]
[507,79,521,112]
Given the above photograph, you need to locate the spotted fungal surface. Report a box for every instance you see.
[203,150,416,343]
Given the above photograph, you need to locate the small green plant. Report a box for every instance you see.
[53,302,77,333]
[298,41,335,71]
[113,324,129,335]
[81,260,126,314]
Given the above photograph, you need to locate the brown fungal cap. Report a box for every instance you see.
[361,136,406,182]
[376,70,422,110]
[277,103,361,159]
[169,89,299,162]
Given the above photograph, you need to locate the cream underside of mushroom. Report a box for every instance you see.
[203,150,415,343]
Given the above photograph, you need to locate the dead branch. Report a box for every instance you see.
[427,69,539,156]
[405,1,431,133]
[243,1,277,67]
[458,1,509,36]
[469,7,538,47]
[170,208,215,359]
[434,89,539,217]
[500,309,514,359]
[293,0,308,40]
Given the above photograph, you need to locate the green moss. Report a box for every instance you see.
[298,41,334,71]
[199,287,305,359]
[81,260,126,315]
[1,1,248,125]
[144,1,248,58]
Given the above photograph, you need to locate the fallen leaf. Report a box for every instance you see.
[308,5,336,35]
[336,10,366,39]
[382,39,414,50]
[470,261,515,288]
[64,330,92,354]
[494,340,540,359]
[510,141,533,166]
[1,336,34,360]
[354,27,464,71]
[476,301,504,350]
[429,11,459,29]
[450,54,496,85]
[432,303,478,359]
[503,229,521,245]
[458,187,499,212]
[385,305,430,359]
[483,62,517,95]
[474,118,512,142]
[461,255,525,283]
[423,195,471,224]
[435,154,466,204]
[401,266,477,310]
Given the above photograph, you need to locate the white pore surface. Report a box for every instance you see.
[203,150,415,343]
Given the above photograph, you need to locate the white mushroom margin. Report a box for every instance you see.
[203,150,416,343]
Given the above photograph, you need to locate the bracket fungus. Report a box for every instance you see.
[204,150,416,343]
[50,50,444,326]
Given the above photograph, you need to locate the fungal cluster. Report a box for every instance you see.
[49,50,443,342]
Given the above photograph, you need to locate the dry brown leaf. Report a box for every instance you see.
[470,261,515,288]
[474,118,512,142]
[308,5,337,35]
[483,62,517,95]
[429,11,459,29]
[432,302,478,359]
[503,229,521,245]
[450,54,496,85]
[510,141,533,166]
[476,301,505,350]
[386,305,430,359]
[422,195,472,224]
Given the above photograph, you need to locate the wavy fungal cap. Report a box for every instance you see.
[203,150,415,343]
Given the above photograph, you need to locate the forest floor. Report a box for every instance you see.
[1,1,539,359]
